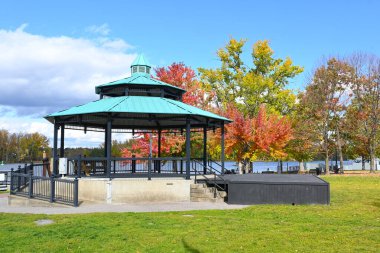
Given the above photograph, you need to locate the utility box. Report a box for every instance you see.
[59,158,68,175]
[224,174,330,205]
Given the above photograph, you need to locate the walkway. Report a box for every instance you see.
[0,195,248,215]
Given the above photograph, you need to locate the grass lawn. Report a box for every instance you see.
[0,176,379,252]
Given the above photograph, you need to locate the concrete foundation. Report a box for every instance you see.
[78,177,192,203]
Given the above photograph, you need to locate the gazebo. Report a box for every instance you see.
[45,55,231,180]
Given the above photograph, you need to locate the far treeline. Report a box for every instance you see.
[1,38,379,174]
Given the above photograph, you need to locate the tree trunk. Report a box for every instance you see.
[243,159,250,174]
[361,156,365,170]
[299,160,305,174]
[369,145,375,173]
[325,147,330,175]
[238,161,243,174]
[336,128,344,174]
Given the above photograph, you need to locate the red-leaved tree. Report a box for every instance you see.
[215,105,293,173]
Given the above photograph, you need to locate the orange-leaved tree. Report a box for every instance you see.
[217,105,293,173]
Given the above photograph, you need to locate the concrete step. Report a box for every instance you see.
[190,188,214,194]
[190,184,206,189]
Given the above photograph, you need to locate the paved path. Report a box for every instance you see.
[0,195,248,214]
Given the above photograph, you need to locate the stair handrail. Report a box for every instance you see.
[192,159,227,198]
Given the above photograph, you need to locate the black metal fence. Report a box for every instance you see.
[10,166,79,207]
[63,156,205,179]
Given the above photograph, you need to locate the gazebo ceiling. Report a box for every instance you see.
[45,96,231,130]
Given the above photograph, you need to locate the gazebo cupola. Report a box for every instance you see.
[131,54,151,76]
[95,54,186,100]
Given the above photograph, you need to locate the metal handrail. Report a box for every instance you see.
[192,159,226,198]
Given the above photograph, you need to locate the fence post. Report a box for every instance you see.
[50,175,55,203]
[78,155,82,178]
[132,155,136,173]
[28,170,33,198]
[148,156,152,180]
[17,166,21,191]
[73,177,79,207]
[30,161,34,175]
[10,169,14,194]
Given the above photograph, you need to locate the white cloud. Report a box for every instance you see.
[86,23,110,36]
[0,24,137,147]
[0,24,136,116]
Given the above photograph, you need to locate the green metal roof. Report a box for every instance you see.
[131,54,150,66]
[46,96,231,122]
[95,72,186,94]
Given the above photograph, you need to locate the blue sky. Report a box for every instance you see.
[2,0,379,86]
[0,0,379,146]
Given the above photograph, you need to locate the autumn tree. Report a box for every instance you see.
[220,105,292,173]
[199,38,303,116]
[301,58,354,174]
[286,94,320,173]
[346,54,380,172]
[156,62,214,109]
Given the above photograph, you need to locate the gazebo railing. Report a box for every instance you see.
[65,157,205,178]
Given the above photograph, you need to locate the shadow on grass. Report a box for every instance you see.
[182,238,201,253]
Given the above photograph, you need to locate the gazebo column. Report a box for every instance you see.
[60,124,65,158]
[185,118,191,180]
[104,128,108,157]
[106,118,112,178]
[157,129,161,173]
[203,126,207,174]
[53,123,59,175]
[221,121,225,175]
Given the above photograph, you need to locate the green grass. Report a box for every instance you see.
[0,177,379,252]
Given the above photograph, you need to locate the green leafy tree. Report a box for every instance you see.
[199,38,303,116]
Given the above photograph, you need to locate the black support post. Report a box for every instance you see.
[60,124,65,158]
[106,118,112,178]
[203,126,207,174]
[185,118,191,180]
[104,127,108,157]
[221,121,225,175]
[157,129,161,173]
[53,123,59,176]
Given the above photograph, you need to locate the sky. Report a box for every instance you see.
[0,0,379,147]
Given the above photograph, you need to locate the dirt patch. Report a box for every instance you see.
[35,219,55,226]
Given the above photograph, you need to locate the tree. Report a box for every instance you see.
[199,38,303,116]
[301,58,354,174]
[347,54,380,172]
[0,129,50,163]
[218,105,293,173]
[156,62,214,109]
[286,94,320,173]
